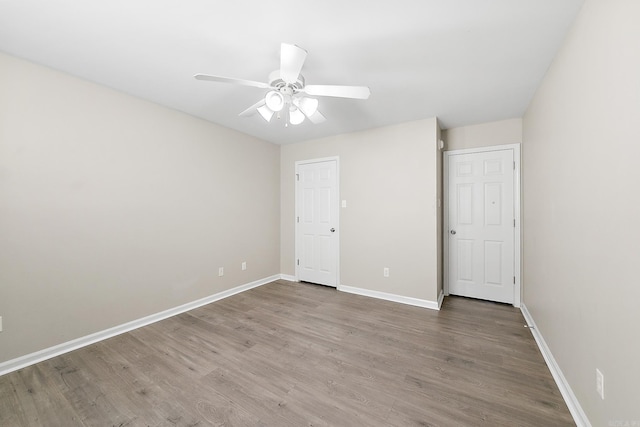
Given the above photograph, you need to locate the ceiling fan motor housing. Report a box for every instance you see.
[268,70,304,94]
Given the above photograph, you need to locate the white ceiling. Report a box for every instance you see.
[0,0,584,145]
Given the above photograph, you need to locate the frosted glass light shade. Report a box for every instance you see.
[265,90,285,112]
[257,105,274,122]
[296,96,319,117]
[289,107,305,125]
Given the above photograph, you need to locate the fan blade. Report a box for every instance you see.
[307,110,326,124]
[239,99,266,117]
[194,74,271,89]
[304,84,371,100]
[280,43,307,84]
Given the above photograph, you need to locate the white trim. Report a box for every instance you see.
[443,143,522,307]
[514,144,522,308]
[521,304,592,427]
[279,274,298,282]
[0,275,279,377]
[294,157,340,287]
[338,285,442,311]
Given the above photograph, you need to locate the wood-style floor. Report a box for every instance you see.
[0,280,574,426]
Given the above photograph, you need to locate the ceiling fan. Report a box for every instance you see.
[194,43,371,126]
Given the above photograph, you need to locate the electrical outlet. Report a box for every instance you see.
[596,368,604,400]
[218,267,224,277]
[383,267,389,277]
[241,261,247,271]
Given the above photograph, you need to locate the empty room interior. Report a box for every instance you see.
[1,1,638,426]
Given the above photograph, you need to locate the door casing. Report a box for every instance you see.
[443,144,521,307]
[294,156,340,287]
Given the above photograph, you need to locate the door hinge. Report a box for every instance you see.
[297,216,300,223]
[296,173,300,181]
[513,276,516,284]
[514,219,516,227]
[513,161,516,170]
[297,259,300,266]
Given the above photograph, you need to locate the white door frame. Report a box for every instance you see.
[443,144,521,307]
[294,156,340,286]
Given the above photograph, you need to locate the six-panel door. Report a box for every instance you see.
[296,160,338,287]
[448,149,515,304]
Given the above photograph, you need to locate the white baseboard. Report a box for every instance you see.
[279,274,298,282]
[338,284,442,310]
[0,275,279,377]
[520,304,591,427]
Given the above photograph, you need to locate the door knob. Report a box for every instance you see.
[330,228,336,233]
[450,230,456,235]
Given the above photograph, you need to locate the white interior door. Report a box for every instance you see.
[447,149,515,304]
[296,159,339,287]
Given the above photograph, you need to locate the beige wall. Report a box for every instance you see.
[443,118,522,151]
[0,53,280,363]
[522,0,640,424]
[280,118,441,303]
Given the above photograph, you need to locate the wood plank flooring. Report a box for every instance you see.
[0,280,574,426]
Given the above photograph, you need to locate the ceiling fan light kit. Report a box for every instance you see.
[195,43,370,127]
